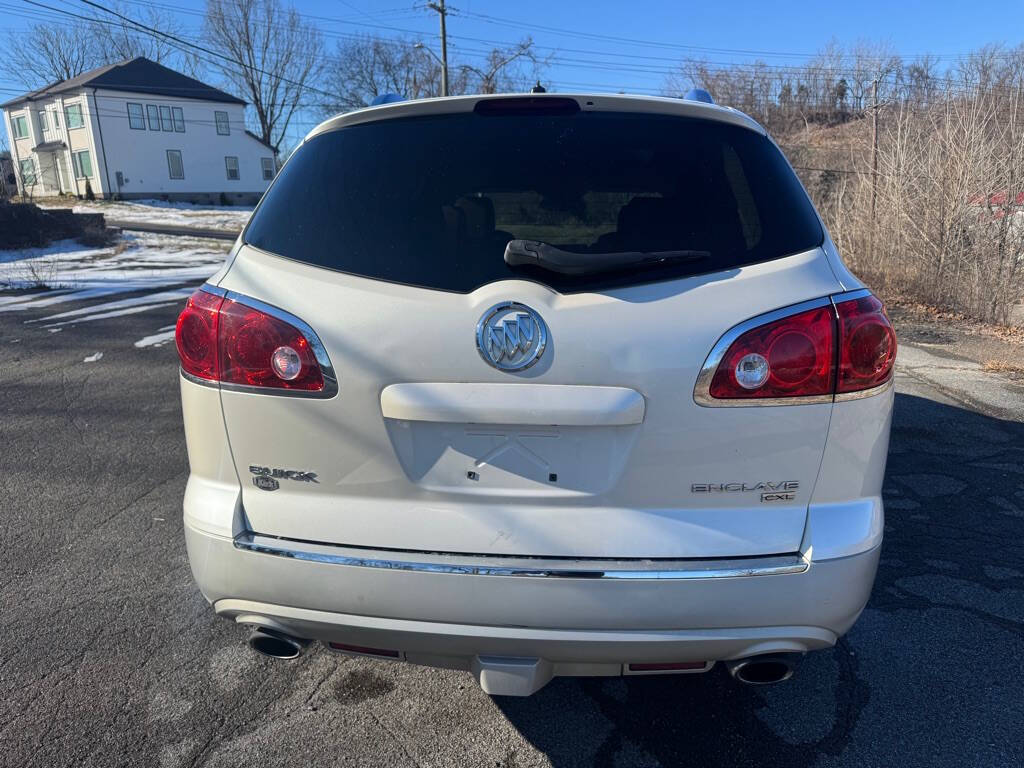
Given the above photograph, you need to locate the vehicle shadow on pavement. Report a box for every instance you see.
[493,392,1024,768]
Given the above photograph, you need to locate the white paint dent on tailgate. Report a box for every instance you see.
[380,383,645,426]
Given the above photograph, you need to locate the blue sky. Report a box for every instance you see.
[0,0,1015,146]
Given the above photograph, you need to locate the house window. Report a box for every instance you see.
[159,105,173,132]
[12,115,28,138]
[71,150,93,178]
[167,150,184,180]
[171,106,185,132]
[215,110,230,135]
[19,158,36,185]
[261,157,274,181]
[224,156,239,180]
[127,103,146,130]
[52,110,59,128]
[65,103,84,129]
[147,104,160,131]
[39,112,48,132]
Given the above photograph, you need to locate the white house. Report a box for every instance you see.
[1,57,276,203]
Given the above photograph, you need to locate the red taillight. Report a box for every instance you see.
[836,295,896,393]
[709,305,836,400]
[175,288,326,392]
[218,298,324,391]
[702,293,896,403]
[175,289,222,381]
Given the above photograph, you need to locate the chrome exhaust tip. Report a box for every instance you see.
[247,629,308,660]
[725,654,798,685]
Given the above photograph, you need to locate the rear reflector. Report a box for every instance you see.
[628,661,708,672]
[328,642,401,658]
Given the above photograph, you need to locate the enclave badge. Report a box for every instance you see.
[691,481,799,503]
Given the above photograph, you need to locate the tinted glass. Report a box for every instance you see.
[245,111,823,293]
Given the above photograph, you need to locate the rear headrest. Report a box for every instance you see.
[455,196,496,238]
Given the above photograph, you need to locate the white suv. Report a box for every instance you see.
[176,93,895,696]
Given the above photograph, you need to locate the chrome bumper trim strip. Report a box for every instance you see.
[233,533,809,580]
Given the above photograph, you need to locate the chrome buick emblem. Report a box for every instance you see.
[476,301,548,371]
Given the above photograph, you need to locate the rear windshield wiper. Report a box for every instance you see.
[504,239,710,276]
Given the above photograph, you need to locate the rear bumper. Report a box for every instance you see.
[184,518,880,674]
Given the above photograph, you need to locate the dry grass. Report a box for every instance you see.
[982,359,1024,375]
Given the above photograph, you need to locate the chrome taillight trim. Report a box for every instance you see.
[179,283,339,399]
[834,375,894,402]
[693,295,835,407]
[234,532,809,580]
[693,288,890,407]
[832,287,873,304]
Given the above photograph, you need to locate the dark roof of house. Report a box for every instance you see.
[1,57,245,109]
[245,130,274,150]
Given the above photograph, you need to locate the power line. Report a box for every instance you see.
[11,0,1024,100]
[72,0,341,100]
[8,1,1024,116]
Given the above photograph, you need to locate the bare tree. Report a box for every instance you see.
[458,38,542,95]
[2,25,95,87]
[661,40,1024,325]
[2,3,198,90]
[320,35,546,116]
[321,36,443,112]
[88,2,188,66]
[203,0,324,155]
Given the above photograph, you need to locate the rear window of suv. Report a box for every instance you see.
[244,110,823,293]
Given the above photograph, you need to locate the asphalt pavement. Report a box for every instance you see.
[1,284,1023,768]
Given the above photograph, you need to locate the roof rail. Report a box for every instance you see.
[683,88,715,105]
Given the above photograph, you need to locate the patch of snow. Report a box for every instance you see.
[0,232,228,309]
[27,289,194,325]
[42,302,179,328]
[48,328,62,333]
[83,352,103,363]
[39,199,252,232]
[134,325,177,348]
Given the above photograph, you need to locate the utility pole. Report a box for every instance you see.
[427,0,450,97]
[869,78,879,261]
[870,78,879,221]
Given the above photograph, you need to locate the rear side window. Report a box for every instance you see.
[245,111,822,293]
